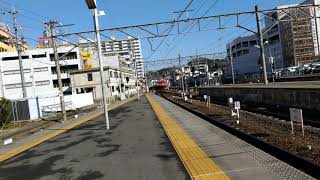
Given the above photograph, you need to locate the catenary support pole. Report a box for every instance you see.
[132,49,139,100]
[229,44,235,84]
[255,5,268,85]
[179,54,185,98]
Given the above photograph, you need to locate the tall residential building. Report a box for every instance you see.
[100,37,145,78]
[0,47,81,99]
[225,0,320,78]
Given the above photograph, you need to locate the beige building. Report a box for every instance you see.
[70,66,137,102]
[0,23,28,52]
[0,23,16,52]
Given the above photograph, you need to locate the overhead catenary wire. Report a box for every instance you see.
[159,0,221,60]
[145,0,296,69]
[143,0,196,60]
[0,0,49,21]
[200,0,298,54]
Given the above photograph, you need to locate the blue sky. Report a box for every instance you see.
[0,0,303,69]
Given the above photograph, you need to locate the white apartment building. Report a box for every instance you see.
[226,32,284,78]
[70,67,137,101]
[225,0,320,78]
[0,46,81,99]
[101,37,145,78]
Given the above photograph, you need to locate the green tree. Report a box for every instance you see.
[0,98,12,127]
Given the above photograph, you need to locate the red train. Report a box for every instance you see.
[151,79,170,90]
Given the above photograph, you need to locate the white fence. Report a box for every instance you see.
[40,93,94,112]
[12,92,94,121]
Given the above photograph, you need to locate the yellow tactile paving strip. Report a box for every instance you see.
[146,94,230,180]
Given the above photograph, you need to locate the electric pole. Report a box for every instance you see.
[130,46,140,100]
[255,5,268,85]
[179,54,185,97]
[119,57,123,100]
[47,20,67,122]
[9,10,27,98]
[229,44,235,84]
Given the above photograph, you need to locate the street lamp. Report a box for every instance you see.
[85,0,97,9]
[85,0,110,130]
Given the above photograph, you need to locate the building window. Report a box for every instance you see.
[87,73,93,81]
[110,71,113,78]
[243,49,249,55]
[242,41,249,47]
[236,43,241,49]
[3,69,31,75]
[111,86,115,92]
[49,52,78,61]
[53,79,70,88]
[35,80,50,86]
[32,54,47,58]
[51,65,79,74]
[2,56,29,61]
[5,82,32,89]
[34,67,48,72]
[249,40,257,46]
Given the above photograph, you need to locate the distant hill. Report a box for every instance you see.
[146,58,226,80]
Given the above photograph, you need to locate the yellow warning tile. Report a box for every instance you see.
[146,94,229,180]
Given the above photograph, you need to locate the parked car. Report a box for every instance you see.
[312,64,320,74]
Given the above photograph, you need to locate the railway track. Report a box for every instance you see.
[160,92,320,179]
[167,90,320,128]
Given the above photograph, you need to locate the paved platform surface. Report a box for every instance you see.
[150,95,315,180]
[0,97,188,180]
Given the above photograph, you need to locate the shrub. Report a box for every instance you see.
[0,98,12,127]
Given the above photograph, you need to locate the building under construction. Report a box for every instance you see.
[271,0,320,67]
[226,0,320,78]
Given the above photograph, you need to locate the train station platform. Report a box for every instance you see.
[0,96,188,180]
[146,94,315,180]
[0,94,316,180]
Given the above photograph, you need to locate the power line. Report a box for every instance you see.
[160,0,221,59]
[0,0,49,21]
[145,52,226,64]
[144,0,195,60]
[200,0,294,54]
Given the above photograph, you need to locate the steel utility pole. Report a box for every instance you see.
[48,20,67,122]
[206,59,209,86]
[179,54,185,97]
[9,10,27,98]
[195,49,197,88]
[229,44,235,84]
[267,45,276,83]
[255,5,268,85]
[119,57,124,101]
[133,54,140,100]
[91,3,110,129]
[131,47,139,100]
